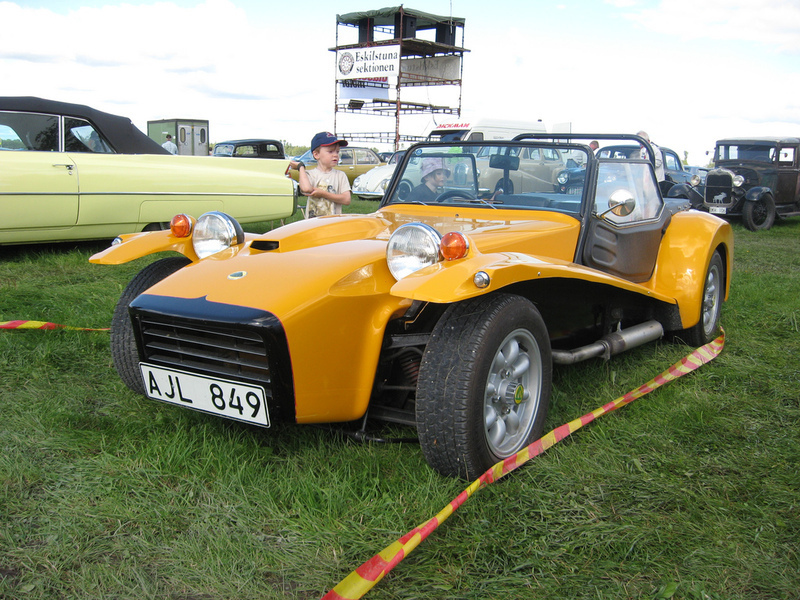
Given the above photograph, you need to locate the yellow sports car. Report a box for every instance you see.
[92,134,733,480]
[0,97,297,245]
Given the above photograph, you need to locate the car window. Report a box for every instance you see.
[543,148,561,161]
[356,149,379,165]
[663,151,681,172]
[0,124,25,150]
[339,149,354,165]
[65,118,113,153]
[234,145,258,157]
[0,111,58,151]
[594,161,662,224]
[213,143,234,156]
[777,147,796,165]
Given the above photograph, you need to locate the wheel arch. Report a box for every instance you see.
[652,211,733,329]
[744,186,773,203]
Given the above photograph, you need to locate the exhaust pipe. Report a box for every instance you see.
[552,320,664,365]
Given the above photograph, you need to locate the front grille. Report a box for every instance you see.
[138,315,272,390]
[704,170,734,206]
[128,295,296,422]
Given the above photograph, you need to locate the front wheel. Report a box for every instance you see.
[742,194,776,231]
[111,256,191,394]
[416,294,552,480]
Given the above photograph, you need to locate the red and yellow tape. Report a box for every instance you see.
[0,320,109,331]
[322,330,726,600]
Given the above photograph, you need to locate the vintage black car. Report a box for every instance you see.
[212,139,286,159]
[555,144,694,196]
[684,138,800,231]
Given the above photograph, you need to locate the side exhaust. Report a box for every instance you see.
[552,320,664,365]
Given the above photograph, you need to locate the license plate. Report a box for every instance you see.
[139,364,270,427]
[709,206,728,215]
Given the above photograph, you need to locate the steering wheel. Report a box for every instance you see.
[435,190,477,203]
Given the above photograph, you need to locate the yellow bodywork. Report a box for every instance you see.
[91,203,732,423]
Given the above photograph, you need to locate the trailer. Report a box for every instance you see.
[147,119,209,156]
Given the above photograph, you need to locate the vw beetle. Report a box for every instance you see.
[91,134,733,480]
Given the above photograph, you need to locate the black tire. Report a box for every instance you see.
[674,251,724,347]
[111,256,191,394]
[416,294,552,480]
[742,194,776,231]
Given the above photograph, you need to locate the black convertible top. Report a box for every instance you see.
[0,96,169,154]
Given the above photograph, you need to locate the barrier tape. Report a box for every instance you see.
[0,320,109,332]
[322,330,726,600]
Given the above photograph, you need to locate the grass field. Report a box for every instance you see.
[1,202,798,600]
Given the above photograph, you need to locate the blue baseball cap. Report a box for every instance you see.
[311,131,348,152]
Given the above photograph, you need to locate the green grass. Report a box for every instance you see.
[1,208,798,599]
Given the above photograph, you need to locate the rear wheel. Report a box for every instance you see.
[416,294,552,480]
[742,194,776,231]
[111,257,191,394]
[674,251,724,347]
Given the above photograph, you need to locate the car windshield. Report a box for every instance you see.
[716,143,776,163]
[384,142,588,216]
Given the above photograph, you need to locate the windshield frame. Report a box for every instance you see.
[380,139,592,219]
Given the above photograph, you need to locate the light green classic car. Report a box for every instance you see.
[0,97,298,245]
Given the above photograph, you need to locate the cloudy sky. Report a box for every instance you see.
[3,0,800,164]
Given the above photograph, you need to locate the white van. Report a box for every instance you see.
[426,118,547,143]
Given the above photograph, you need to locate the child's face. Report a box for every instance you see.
[426,169,447,187]
[313,143,340,169]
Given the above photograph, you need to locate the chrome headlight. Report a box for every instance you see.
[379,178,391,192]
[354,175,363,188]
[192,211,244,259]
[732,174,744,187]
[386,223,442,280]
[557,171,569,185]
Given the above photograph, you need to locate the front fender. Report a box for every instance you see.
[744,186,773,202]
[89,230,200,265]
[667,183,704,208]
[650,211,733,329]
[390,248,676,305]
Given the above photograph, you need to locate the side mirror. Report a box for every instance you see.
[598,189,636,219]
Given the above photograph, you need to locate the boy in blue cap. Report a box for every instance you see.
[290,132,351,218]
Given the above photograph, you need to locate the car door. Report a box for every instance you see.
[0,112,79,235]
[582,160,670,283]
[774,144,800,208]
[662,148,691,184]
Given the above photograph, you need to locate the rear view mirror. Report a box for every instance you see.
[489,154,520,171]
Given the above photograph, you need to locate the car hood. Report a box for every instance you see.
[142,205,582,317]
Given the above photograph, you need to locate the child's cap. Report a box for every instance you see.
[311,132,348,152]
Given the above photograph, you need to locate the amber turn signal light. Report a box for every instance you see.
[170,214,194,238]
[440,231,469,261]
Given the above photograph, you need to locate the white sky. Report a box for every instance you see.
[3,0,800,164]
